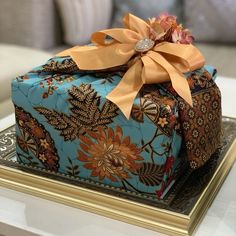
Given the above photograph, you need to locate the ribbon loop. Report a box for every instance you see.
[70,44,135,70]
[153,42,205,72]
[92,29,142,45]
[123,13,150,38]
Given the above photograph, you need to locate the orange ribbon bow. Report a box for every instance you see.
[58,14,205,119]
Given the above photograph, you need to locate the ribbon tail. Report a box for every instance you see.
[153,42,205,72]
[171,71,193,106]
[106,60,143,119]
[148,51,193,106]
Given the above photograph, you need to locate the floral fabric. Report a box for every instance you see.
[12,57,221,198]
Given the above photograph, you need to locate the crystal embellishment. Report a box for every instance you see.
[135,38,155,52]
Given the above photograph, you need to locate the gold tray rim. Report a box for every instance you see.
[0,134,235,236]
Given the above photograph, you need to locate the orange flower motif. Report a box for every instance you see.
[78,126,143,182]
[40,139,50,148]
[158,117,168,127]
[39,153,47,162]
[60,13,205,119]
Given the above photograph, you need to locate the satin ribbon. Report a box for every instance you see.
[58,13,205,119]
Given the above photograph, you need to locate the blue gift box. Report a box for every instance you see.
[11,56,217,198]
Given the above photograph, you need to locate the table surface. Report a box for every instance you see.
[0,76,235,236]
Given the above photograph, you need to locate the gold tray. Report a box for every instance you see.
[0,117,235,236]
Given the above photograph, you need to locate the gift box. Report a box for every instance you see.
[11,13,221,199]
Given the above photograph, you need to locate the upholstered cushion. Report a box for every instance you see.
[185,0,236,43]
[56,0,113,45]
[0,44,52,118]
[0,0,62,50]
[112,0,183,27]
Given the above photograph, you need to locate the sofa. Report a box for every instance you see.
[0,0,236,119]
[0,44,52,119]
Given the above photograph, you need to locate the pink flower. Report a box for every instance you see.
[156,13,177,32]
[172,28,194,44]
[148,17,166,41]
[148,13,194,45]
[148,13,177,42]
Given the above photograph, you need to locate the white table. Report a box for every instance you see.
[0,76,235,236]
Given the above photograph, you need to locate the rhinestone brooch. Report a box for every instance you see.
[135,38,155,53]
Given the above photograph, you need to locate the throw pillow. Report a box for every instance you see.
[56,0,113,45]
[185,0,236,43]
[112,0,183,27]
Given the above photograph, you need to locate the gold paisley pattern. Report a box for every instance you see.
[15,106,59,171]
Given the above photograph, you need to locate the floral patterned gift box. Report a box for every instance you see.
[11,13,221,199]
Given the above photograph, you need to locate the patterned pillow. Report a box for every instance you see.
[112,0,183,27]
[56,0,113,45]
[185,0,236,43]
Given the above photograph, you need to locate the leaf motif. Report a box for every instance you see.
[74,165,79,170]
[41,59,79,73]
[68,85,102,126]
[35,107,81,141]
[136,162,165,186]
[96,100,118,126]
[66,156,80,176]
[35,83,119,141]
[67,156,73,165]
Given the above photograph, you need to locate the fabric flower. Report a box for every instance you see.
[77,126,143,182]
[148,17,167,41]
[156,13,178,32]
[154,13,194,44]
[172,28,194,44]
